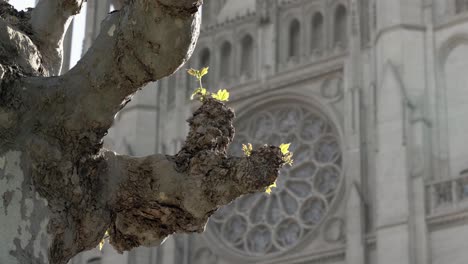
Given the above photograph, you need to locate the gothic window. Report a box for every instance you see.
[219,41,233,81]
[334,5,348,49]
[455,0,468,14]
[209,102,343,257]
[87,257,102,264]
[240,34,255,78]
[127,248,153,264]
[186,66,194,100]
[199,48,211,68]
[167,76,176,110]
[360,0,371,46]
[288,19,301,59]
[310,12,324,52]
[198,48,211,87]
[443,43,468,178]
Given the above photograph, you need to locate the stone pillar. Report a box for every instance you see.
[256,0,277,80]
[82,0,111,55]
[344,0,366,263]
[60,19,74,74]
[375,62,411,264]
[159,237,176,264]
[82,0,96,55]
[346,184,366,264]
[374,0,429,263]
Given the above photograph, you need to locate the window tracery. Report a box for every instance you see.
[208,103,343,257]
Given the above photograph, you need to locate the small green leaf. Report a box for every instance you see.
[279,143,294,166]
[279,143,291,155]
[187,68,198,77]
[191,87,208,101]
[212,89,230,102]
[266,181,277,194]
[199,67,209,78]
[242,143,253,157]
[283,153,294,166]
[98,230,110,251]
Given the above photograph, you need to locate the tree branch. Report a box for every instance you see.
[101,99,283,253]
[1,1,287,264]
[63,0,201,109]
[43,99,284,264]
[29,0,84,74]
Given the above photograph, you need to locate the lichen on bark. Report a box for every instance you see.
[0,1,287,264]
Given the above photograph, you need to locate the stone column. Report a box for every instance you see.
[256,0,278,80]
[344,0,366,263]
[159,237,177,264]
[60,20,74,74]
[346,184,366,264]
[373,1,430,262]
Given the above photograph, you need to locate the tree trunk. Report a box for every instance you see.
[0,1,286,263]
[0,151,50,264]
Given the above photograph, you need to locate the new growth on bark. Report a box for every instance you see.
[0,0,287,263]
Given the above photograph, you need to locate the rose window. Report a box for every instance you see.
[208,103,343,257]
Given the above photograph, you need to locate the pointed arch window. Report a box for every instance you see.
[199,48,211,68]
[311,12,324,52]
[240,35,255,78]
[192,48,211,92]
[334,5,348,49]
[167,75,176,110]
[288,19,301,59]
[455,0,468,14]
[87,257,102,264]
[219,41,233,81]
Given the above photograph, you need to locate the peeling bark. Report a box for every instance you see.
[0,1,286,264]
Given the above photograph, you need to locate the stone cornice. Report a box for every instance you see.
[255,247,346,264]
[427,209,468,231]
[230,55,346,104]
[201,10,257,34]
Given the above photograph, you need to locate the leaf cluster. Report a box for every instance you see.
[187,67,230,102]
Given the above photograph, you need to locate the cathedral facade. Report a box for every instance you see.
[72,0,468,263]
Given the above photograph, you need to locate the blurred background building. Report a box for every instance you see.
[9,0,468,263]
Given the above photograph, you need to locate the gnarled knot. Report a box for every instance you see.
[183,99,234,154]
[156,0,203,16]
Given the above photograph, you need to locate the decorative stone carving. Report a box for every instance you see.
[257,0,277,24]
[457,175,468,200]
[323,217,345,243]
[194,248,218,264]
[435,182,453,206]
[208,103,343,258]
[320,77,344,101]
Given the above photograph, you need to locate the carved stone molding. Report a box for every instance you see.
[323,217,345,243]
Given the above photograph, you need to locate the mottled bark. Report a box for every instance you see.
[0,1,286,264]
[30,0,85,75]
